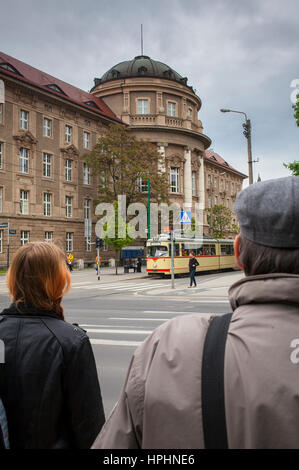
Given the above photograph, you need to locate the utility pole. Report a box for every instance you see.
[147,178,151,239]
[170,226,175,289]
[6,220,9,270]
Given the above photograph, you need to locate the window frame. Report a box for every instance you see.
[65,159,72,182]
[137,98,149,115]
[20,189,29,215]
[170,167,180,193]
[20,230,30,246]
[66,232,74,252]
[83,163,90,185]
[65,124,72,143]
[42,152,52,178]
[43,192,52,217]
[45,231,53,242]
[19,148,29,174]
[83,131,90,149]
[20,109,29,130]
[65,195,72,218]
[167,101,177,117]
[43,117,52,137]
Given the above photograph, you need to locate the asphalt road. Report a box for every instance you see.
[0,269,243,417]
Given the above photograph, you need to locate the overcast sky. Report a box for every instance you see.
[1,0,298,184]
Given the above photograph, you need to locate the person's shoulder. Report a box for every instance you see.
[41,316,88,349]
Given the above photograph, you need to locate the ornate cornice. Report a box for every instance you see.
[13,131,38,147]
[60,144,79,158]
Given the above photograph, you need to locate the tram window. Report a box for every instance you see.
[221,244,234,255]
[202,244,216,256]
[148,245,168,257]
[182,245,203,256]
[169,243,180,257]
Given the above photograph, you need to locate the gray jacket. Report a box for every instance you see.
[92,273,299,449]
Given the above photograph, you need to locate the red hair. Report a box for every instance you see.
[6,242,71,319]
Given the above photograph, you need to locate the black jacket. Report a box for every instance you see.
[0,303,105,449]
[189,257,199,271]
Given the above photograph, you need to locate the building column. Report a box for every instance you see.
[184,147,192,210]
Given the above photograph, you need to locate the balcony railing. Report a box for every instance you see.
[165,117,183,128]
[130,115,156,125]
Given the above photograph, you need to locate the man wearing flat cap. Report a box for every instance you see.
[93,176,299,449]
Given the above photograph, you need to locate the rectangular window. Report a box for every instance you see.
[0,230,3,253]
[137,177,147,193]
[167,102,176,117]
[19,148,29,174]
[45,231,53,242]
[43,118,52,137]
[207,174,211,187]
[170,167,179,193]
[0,141,3,169]
[214,195,218,205]
[227,198,230,208]
[83,163,90,185]
[103,242,108,252]
[84,199,91,220]
[65,125,72,143]
[43,153,52,178]
[43,193,51,216]
[137,99,149,115]
[65,159,72,181]
[231,182,234,194]
[20,190,29,215]
[192,172,196,196]
[66,232,73,252]
[226,181,229,192]
[208,195,212,208]
[65,196,72,218]
[20,110,29,130]
[83,131,90,149]
[0,187,2,213]
[0,104,3,123]
[20,230,30,246]
[214,177,217,189]
[188,107,193,119]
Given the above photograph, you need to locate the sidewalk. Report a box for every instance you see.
[70,266,148,284]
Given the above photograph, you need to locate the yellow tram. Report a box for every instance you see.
[146,235,236,276]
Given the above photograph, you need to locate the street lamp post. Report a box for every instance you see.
[220,109,253,185]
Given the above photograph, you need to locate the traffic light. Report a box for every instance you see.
[242,122,250,139]
[96,237,103,248]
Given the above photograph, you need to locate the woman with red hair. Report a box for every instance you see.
[0,242,105,448]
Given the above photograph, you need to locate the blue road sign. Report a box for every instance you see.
[0,224,8,229]
[180,211,191,224]
[9,230,16,235]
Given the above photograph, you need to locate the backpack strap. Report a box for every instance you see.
[201,312,233,449]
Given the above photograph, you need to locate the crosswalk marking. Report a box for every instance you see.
[109,317,169,322]
[71,282,166,291]
[85,327,152,335]
[90,339,142,347]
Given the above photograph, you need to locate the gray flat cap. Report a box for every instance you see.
[234,176,299,248]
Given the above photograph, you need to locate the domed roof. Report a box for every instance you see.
[93,55,192,90]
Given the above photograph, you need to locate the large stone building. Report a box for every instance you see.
[91,55,246,231]
[0,51,246,268]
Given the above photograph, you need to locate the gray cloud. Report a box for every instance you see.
[0,0,298,183]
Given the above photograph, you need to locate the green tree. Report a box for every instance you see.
[283,161,299,176]
[206,205,239,238]
[293,93,299,127]
[83,124,169,206]
[102,202,135,275]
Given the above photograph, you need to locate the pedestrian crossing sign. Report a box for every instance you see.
[180,211,191,224]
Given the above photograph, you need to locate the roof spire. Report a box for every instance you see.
[141,24,143,56]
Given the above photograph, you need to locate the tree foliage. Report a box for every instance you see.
[293,93,299,127]
[83,124,169,206]
[283,161,299,176]
[206,205,239,239]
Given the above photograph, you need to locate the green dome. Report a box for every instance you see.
[93,55,191,89]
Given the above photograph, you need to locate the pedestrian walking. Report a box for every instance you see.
[136,253,142,273]
[0,242,105,449]
[92,176,299,449]
[188,251,199,287]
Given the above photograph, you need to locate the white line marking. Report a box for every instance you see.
[85,328,152,335]
[109,317,169,322]
[90,339,141,347]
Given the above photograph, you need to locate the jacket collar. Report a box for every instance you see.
[0,302,62,320]
[229,273,299,311]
